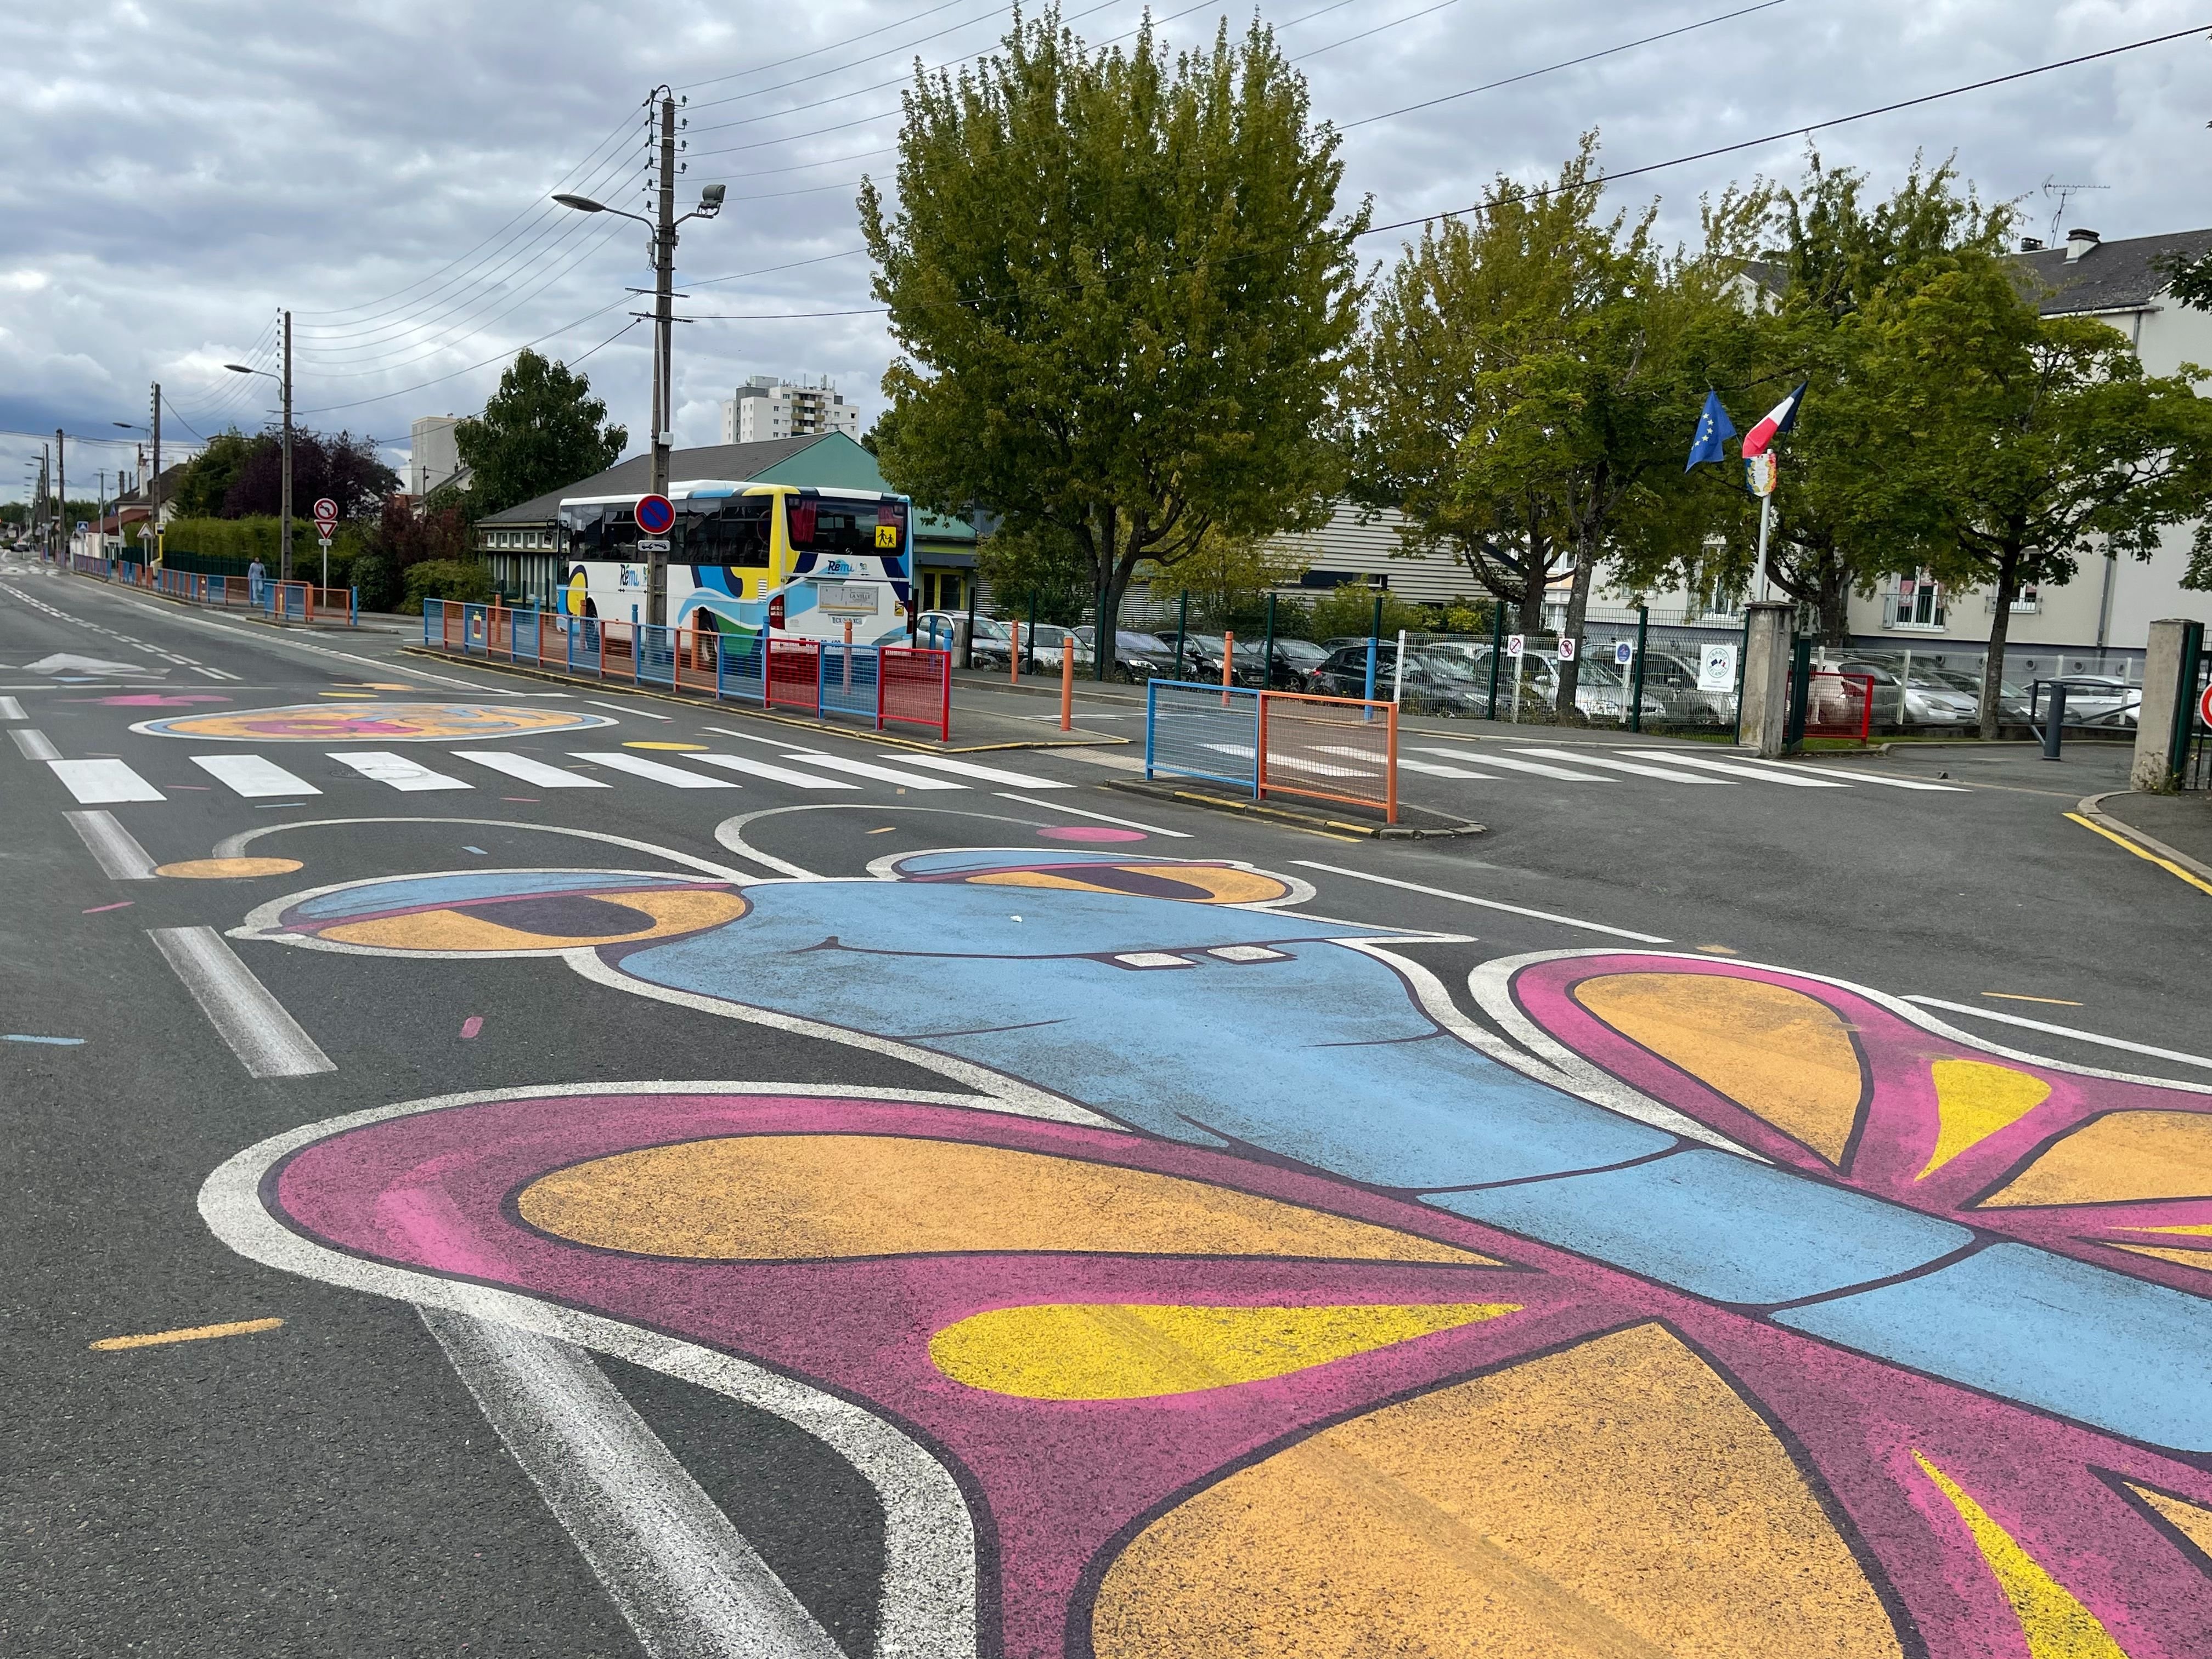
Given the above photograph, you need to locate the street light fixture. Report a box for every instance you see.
[550,96,725,629]
[225,314,294,580]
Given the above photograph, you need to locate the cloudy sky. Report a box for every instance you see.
[3,0,2206,503]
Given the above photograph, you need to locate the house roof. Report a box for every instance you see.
[2016,229,2212,316]
[474,431,977,545]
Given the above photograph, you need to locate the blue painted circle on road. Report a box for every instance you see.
[635,494,675,535]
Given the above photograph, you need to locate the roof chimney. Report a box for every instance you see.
[2019,236,2045,252]
[2064,228,2101,262]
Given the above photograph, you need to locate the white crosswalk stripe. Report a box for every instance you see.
[569,751,737,788]
[12,727,61,760]
[328,751,472,792]
[1506,748,1731,785]
[1621,751,1851,788]
[50,758,165,804]
[0,697,24,720]
[780,753,964,789]
[879,753,1070,788]
[1415,747,1615,782]
[1205,741,1375,778]
[687,753,856,789]
[1729,758,1970,792]
[1395,755,1500,780]
[193,754,321,798]
[453,751,608,789]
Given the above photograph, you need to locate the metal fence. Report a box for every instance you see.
[421,601,951,740]
[1144,680,1398,822]
[69,552,357,627]
[1146,681,1262,792]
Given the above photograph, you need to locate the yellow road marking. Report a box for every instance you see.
[1982,991,2084,1007]
[2065,812,2212,897]
[868,826,897,834]
[624,741,707,752]
[91,1317,284,1352]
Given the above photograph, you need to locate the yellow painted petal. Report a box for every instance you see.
[2126,1482,2212,1563]
[519,1136,1493,1265]
[2108,1244,2212,1271]
[1912,1453,2131,1657]
[1571,973,1865,1166]
[1980,1112,2212,1209]
[930,1302,1517,1399]
[1915,1060,2052,1180]
[1091,1323,1905,1657]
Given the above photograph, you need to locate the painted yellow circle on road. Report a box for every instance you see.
[155,857,305,879]
[131,702,618,743]
[624,741,707,751]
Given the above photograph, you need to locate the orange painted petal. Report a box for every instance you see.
[1980,1112,2212,1209]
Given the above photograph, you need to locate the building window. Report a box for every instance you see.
[1884,575,1946,630]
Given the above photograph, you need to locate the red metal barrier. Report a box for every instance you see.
[769,639,822,715]
[1805,672,1875,742]
[879,647,952,741]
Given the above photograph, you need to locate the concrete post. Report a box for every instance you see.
[2132,619,2191,791]
[1739,601,1795,759]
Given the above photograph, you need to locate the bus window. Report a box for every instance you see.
[786,492,907,558]
[685,496,771,567]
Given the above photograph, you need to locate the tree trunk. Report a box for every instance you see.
[1978,545,2021,741]
[1516,582,1544,635]
[1553,541,1598,718]
[1816,550,1852,648]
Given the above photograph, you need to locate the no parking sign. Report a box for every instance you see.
[634,494,675,537]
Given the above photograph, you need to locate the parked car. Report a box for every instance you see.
[1260,636,1331,690]
[1635,650,1738,727]
[2035,675,2141,725]
[1834,660,1979,726]
[1446,647,1667,724]
[1308,644,1490,716]
[1071,626,1178,682]
[1925,667,2035,725]
[1166,632,1269,686]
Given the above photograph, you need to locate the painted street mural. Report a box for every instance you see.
[131,701,617,743]
[204,850,2212,1657]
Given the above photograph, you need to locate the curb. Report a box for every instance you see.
[2076,791,2212,886]
[1103,777,1482,840]
[394,645,1132,755]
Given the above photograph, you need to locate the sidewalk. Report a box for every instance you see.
[2097,791,2212,877]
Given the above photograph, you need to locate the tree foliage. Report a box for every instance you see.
[168,426,395,522]
[861,6,1368,675]
[1348,136,1761,711]
[1870,255,2212,732]
[453,348,627,517]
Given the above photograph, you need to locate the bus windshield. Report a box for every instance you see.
[787,492,907,560]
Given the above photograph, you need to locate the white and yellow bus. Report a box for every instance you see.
[556,481,915,645]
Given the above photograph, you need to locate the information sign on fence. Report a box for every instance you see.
[1556,637,1578,663]
[1506,634,1525,658]
[1699,644,1738,692]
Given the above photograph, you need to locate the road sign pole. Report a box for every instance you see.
[1631,603,1649,732]
[648,90,676,630]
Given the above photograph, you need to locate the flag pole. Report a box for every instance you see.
[1753,489,1772,602]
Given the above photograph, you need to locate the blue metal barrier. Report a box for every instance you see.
[1145,679,1262,796]
[718,634,767,704]
[821,643,881,720]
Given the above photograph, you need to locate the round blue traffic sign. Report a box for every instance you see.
[634,494,675,536]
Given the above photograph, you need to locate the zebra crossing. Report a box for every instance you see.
[1400,744,1968,793]
[15,732,1077,806]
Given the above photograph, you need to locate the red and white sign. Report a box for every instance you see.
[2199,680,2211,731]
[634,494,675,537]
[312,498,338,528]
[1556,637,1578,662]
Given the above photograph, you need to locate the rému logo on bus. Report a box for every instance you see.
[556,479,914,646]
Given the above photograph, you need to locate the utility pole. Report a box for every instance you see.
[150,383,162,564]
[55,429,65,562]
[648,91,676,628]
[280,311,295,581]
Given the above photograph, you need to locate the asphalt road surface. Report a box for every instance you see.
[7,551,2211,1658]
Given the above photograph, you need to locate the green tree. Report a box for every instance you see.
[453,348,627,517]
[1140,526,1304,629]
[1872,253,2212,735]
[1349,136,1762,713]
[976,524,1095,625]
[168,428,258,518]
[861,7,1367,678]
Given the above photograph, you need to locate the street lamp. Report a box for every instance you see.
[552,92,724,629]
[225,309,294,580]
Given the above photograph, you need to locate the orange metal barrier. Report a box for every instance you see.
[1257,691,1397,824]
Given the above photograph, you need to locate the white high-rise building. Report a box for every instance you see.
[409,415,465,496]
[719,376,860,444]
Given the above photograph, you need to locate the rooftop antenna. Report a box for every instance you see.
[2041,176,2109,244]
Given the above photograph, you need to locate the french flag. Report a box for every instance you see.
[1739,381,1807,458]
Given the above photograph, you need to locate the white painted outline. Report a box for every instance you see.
[990,792,1192,837]
[1291,861,1671,944]
[198,1081,986,1659]
[149,924,335,1077]
[1904,995,2212,1075]
[859,841,1321,910]
[211,816,759,881]
[65,809,158,880]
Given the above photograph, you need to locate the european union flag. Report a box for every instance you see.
[1685,390,1736,470]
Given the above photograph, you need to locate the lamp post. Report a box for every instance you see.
[225,310,292,579]
[553,92,724,629]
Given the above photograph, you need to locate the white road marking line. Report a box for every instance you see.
[586,698,672,720]
[1903,996,2212,1071]
[1203,741,1375,778]
[1291,861,1672,943]
[782,753,964,789]
[452,751,608,789]
[193,754,322,798]
[50,758,165,803]
[1721,757,1968,792]
[0,696,23,719]
[148,926,335,1077]
[328,751,473,792]
[1395,755,1500,780]
[1622,751,1850,787]
[707,727,830,754]
[571,751,738,788]
[1062,748,1149,772]
[11,727,60,760]
[193,666,240,681]
[64,810,157,879]
[882,753,1070,788]
[993,792,1192,836]
[421,1307,846,1659]
[689,753,857,789]
[1415,747,1615,782]
[1508,747,1732,785]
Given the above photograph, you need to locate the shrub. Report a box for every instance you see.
[403,560,494,608]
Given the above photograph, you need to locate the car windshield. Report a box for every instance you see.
[1576,660,1626,686]
[1407,652,1476,680]
[1118,631,1172,653]
[1278,640,1328,663]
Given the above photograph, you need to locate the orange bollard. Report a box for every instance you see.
[1221,629,1235,704]
[1009,621,1020,683]
[1060,642,1074,731]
